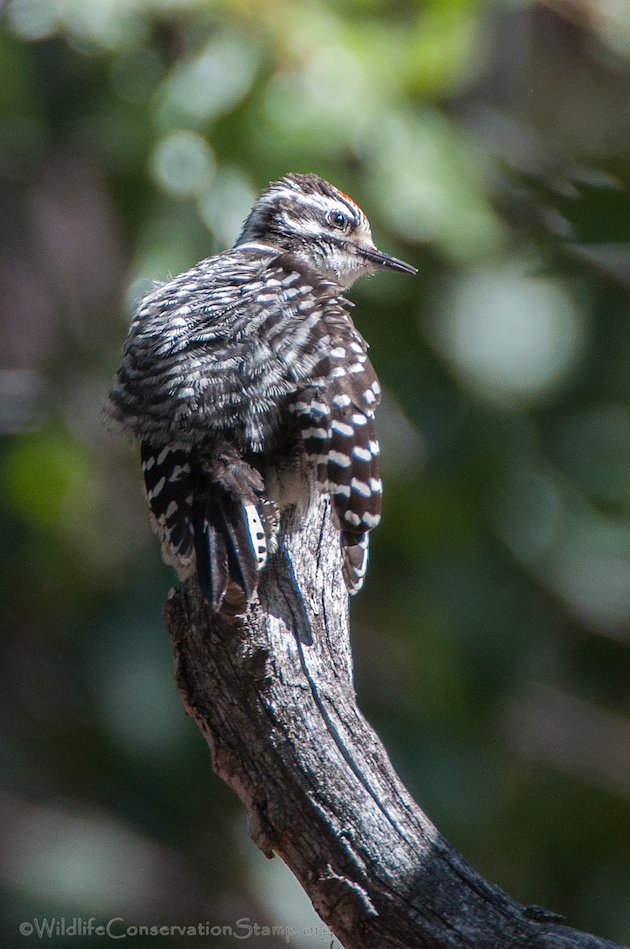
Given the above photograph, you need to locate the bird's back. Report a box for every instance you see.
[107,244,364,456]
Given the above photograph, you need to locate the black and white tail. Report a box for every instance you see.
[141,441,267,612]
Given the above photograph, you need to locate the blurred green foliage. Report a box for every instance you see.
[2,0,630,946]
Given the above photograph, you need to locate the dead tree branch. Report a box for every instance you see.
[163,493,624,949]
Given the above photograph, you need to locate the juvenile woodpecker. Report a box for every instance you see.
[108,173,416,611]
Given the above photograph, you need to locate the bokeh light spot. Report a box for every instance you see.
[150,130,215,198]
[426,259,586,403]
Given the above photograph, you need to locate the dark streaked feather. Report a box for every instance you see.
[142,439,266,611]
[291,324,382,594]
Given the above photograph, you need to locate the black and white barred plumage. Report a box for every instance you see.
[108,173,415,611]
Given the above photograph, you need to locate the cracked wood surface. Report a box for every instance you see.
[163,493,624,949]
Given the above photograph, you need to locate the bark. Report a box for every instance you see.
[163,492,624,949]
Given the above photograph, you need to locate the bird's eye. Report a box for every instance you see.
[328,210,349,230]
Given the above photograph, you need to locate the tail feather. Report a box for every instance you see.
[191,480,267,612]
[142,439,267,612]
[193,493,229,611]
[214,495,260,603]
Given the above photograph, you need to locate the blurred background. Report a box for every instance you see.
[2,0,630,946]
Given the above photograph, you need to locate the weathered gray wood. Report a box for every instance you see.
[163,492,624,949]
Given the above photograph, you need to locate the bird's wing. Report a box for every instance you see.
[288,291,383,594]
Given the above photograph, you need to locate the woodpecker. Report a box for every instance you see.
[108,173,416,611]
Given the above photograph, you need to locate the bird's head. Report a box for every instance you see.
[235,173,416,288]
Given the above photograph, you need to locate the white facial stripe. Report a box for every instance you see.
[266,186,368,232]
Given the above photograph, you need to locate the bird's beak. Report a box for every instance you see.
[361,245,417,275]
